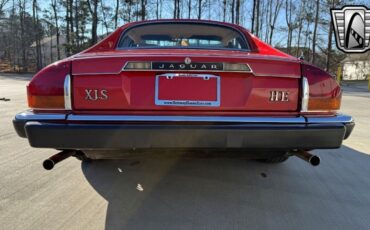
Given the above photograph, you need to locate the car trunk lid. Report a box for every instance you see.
[71,50,301,114]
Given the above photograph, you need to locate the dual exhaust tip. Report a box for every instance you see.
[42,149,320,170]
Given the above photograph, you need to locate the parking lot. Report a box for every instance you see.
[1,74,370,230]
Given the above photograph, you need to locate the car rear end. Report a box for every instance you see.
[13,20,354,156]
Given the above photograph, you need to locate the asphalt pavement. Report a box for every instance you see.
[1,74,369,230]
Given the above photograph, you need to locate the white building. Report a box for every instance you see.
[342,53,370,80]
[30,35,66,66]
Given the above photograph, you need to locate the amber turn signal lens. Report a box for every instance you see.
[308,97,341,111]
[28,95,65,109]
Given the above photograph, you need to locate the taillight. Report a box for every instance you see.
[307,97,341,111]
[28,95,65,108]
[301,64,342,113]
[27,60,71,110]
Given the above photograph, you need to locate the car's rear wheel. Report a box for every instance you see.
[258,151,290,163]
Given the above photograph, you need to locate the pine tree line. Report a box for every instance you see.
[0,0,352,73]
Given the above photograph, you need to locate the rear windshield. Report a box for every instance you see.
[117,22,249,51]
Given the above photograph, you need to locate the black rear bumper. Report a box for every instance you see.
[13,112,354,150]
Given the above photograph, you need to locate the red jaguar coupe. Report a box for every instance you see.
[13,20,354,169]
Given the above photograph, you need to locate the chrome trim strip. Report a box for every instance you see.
[154,73,221,107]
[15,110,66,120]
[73,72,119,76]
[64,74,72,110]
[73,54,299,62]
[122,61,253,73]
[252,73,301,78]
[67,115,306,123]
[301,77,309,112]
[306,114,353,123]
[122,69,252,73]
[15,111,353,124]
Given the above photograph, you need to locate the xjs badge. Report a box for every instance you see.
[85,89,108,101]
[331,5,370,53]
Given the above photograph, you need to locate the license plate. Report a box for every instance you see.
[155,74,220,107]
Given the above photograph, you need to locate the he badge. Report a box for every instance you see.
[331,6,370,53]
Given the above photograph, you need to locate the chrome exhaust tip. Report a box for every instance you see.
[293,150,320,166]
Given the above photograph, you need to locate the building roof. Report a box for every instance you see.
[30,35,66,48]
[341,52,370,63]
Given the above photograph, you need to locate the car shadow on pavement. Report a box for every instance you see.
[82,146,370,230]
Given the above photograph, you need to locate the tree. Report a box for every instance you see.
[223,0,226,22]
[69,0,74,46]
[174,0,180,19]
[285,0,295,54]
[311,0,319,63]
[63,0,72,55]
[268,0,283,44]
[0,0,9,15]
[295,0,306,56]
[251,0,256,33]
[302,2,314,60]
[50,0,60,60]
[255,0,260,36]
[32,0,42,70]
[326,0,340,72]
[0,1,43,71]
[188,0,191,19]
[120,0,134,23]
[140,0,146,20]
[197,0,202,19]
[87,0,99,46]
[18,0,27,71]
[100,0,113,34]
[235,0,240,24]
[156,0,159,19]
[114,0,119,28]
[74,0,79,48]
[231,0,235,23]
[0,0,352,73]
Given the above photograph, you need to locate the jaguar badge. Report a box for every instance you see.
[184,57,192,64]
